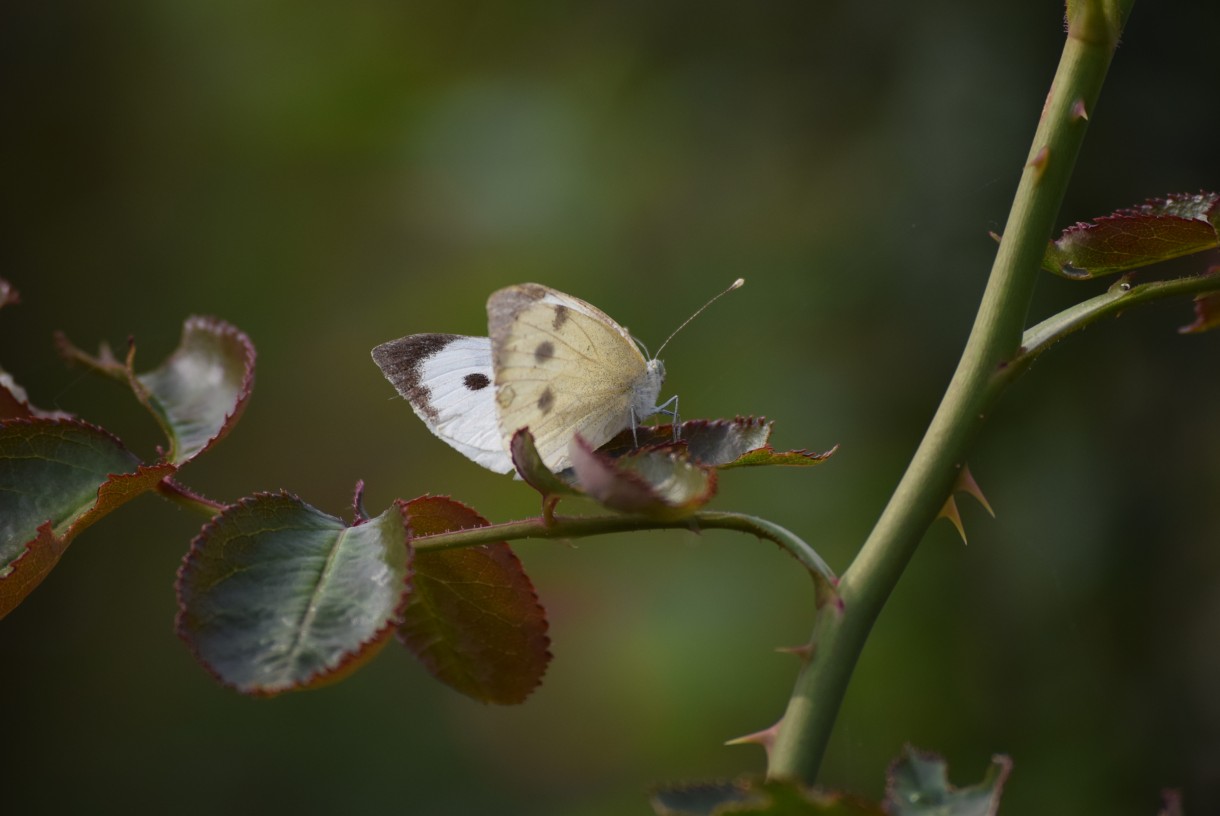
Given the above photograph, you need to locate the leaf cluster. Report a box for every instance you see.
[0,285,832,703]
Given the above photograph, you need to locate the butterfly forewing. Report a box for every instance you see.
[488,284,653,471]
[371,334,514,473]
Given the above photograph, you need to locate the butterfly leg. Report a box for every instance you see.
[653,395,680,441]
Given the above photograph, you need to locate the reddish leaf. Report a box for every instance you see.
[1044,191,1220,279]
[1,419,175,619]
[401,496,550,705]
[1179,278,1220,334]
[685,417,837,469]
[176,492,412,695]
[569,434,717,519]
[0,376,33,420]
[0,374,74,422]
[57,316,255,465]
[0,278,17,310]
[509,427,582,515]
[0,523,63,621]
[601,417,837,470]
[1158,790,1183,816]
[724,446,839,467]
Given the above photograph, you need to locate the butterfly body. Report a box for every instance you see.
[373,283,669,473]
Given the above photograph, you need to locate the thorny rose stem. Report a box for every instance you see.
[765,1,1134,783]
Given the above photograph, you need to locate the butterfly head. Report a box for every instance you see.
[647,356,665,385]
[631,357,666,420]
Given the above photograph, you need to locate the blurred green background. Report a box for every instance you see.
[3,2,1219,813]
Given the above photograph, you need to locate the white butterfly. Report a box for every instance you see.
[372,283,675,474]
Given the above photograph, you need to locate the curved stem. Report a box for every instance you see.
[1006,270,1220,385]
[410,509,835,587]
[767,1,1133,783]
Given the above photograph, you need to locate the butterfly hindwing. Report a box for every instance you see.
[371,333,513,473]
[488,283,660,471]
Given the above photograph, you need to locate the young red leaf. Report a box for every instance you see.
[693,417,837,469]
[58,316,255,465]
[176,492,412,695]
[0,419,174,619]
[885,746,1011,816]
[569,434,717,519]
[0,373,74,422]
[600,417,837,470]
[1179,285,1220,334]
[400,496,551,705]
[1043,191,1220,279]
[0,376,34,420]
[509,427,582,512]
[0,278,17,310]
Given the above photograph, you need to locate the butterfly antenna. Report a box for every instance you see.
[653,278,745,358]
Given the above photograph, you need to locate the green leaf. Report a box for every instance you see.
[176,492,412,695]
[0,419,175,619]
[400,496,551,704]
[569,434,717,519]
[885,747,1011,816]
[651,778,882,815]
[58,316,255,465]
[1043,191,1220,279]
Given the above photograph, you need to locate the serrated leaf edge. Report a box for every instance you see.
[174,490,413,696]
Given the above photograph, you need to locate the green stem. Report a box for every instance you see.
[767,1,1133,783]
[1006,270,1220,384]
[411,509,836,590]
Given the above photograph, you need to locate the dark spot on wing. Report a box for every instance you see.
[463,372,490,391]
[370,333,461,422]
[552,305,569,330]
[535,341,555,363]
[538,387,555,414]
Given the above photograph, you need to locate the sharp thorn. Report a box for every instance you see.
[956,464,995,518]
[725,721,781,757]
[775,643,814,663]
[938,495,968,544]
[1027,145,1050,177]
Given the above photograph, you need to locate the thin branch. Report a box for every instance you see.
[411,509,837,596]
[1002,270,1220,385]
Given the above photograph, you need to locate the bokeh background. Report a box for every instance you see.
[3,2,1219,813]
